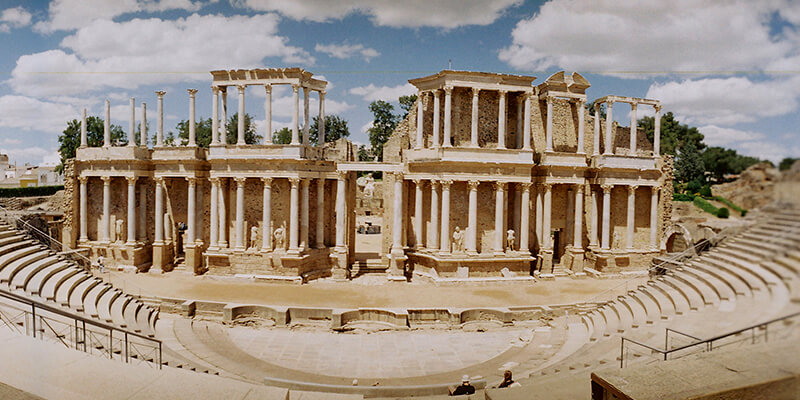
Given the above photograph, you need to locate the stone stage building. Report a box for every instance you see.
[63,68,672,281]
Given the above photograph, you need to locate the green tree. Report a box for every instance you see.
[586,101,606,119]
[367,100,399,161]
[309,114,351,144]
[675,140,705,183]
[639,112,704,156]
[701,146,762,182]
[779,157,800,171]
[398,94,418,119]
[175,117,213,147]
[56,116,125,173]
[272,127,292,144]
[357,144,372,161]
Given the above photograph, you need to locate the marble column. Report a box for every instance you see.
[574,184,584,248]
[439,180,451,253]
[128,98,136,147]
[429,181,440,250]
[413,179,423,248]
[513,186,521,248]
[601,185,612,249]
[264,84,272,144]
[415,91,424,149]
[300,179,309,251]
[209,178,219,250]
[291,84,300,145]
[211,87,220,145]
[516,97,523,149]
[432,90,441,148]
[156,91,165,147]
[237,85,246,145]
[593,106,601,156]
[390,173,405,255]
[187,89,197,146]
[577,99,585,154]
[604,101,614,155]
[627,186,637,249]
[545,96,554,152]
[335,173,346,250]
[221,88,228,144]
[523,93,532,150]
[498,90,507,149]
[101,176,111,242]
[535,186,543,247]
[78,176,88,242]
[590,187,598,247]
[187,177,196,246]
[140,102,147,147]
[80,109,88,148]
[154,177,164,244]
[654,105,662,156]
[315,178,324,248]
[318,91,326,147]
[494,182,506,254]
[467,180,479,254]
[138,181,146,240]
[542,183,552,249]
[126,177,136,244]
[303,87,310,146]
[442,86,453,148]
[288,177,300,253]
[218,179,228,248]
[470,88,480,147]
[520,182,531,255]
[262,178,272,251]
[103,100,111,148]
[234,177,245,250]
[650,186,659,250]
[630,102,638,155]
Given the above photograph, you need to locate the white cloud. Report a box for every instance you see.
[315,43,380,62]
[0,6,32,32]
[11,14,313,97]
[698,125,766,147]
[736,140,800,164]
[500,0,794,76]
[234,0,521,28]
[0,95,79,134]
[0,146,60,168]
[34,0,207,32]
[349,83,416,102]
[645,76,800,126]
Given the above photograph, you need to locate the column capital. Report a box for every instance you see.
[607,99,615,106]
[336,170,348,180]
[100,176,112,184]
[186,176,197,186]
[236,84,246,93]
[520,181,532,191]
[432,88,441,96]
[187,88,198,97]
[498,89,508,97]
[575,98,585,106]
[412,178,422,186]
[545,95,554,103]
[234,176,247,186]
[654,104,662,113]
[541,182,552,192]
[209,177,221,185]
[467,180,480,191]
[601,184,613,193]
[651,185,661,193]
[155,90,166,98]
[291,83,300,92]
[472,87,480,97]
[628,185,639,193]
[630,102,638,110]
[443,86,453,95]
[289,177,300,186]
[264,84,272,94]
[440,179,452,188]
[125,176,137,185]
[78,176,88,184]
[154,176,164,184]
[300,178,310,187]
[219,86,227,94]
[211,86,220,94]
[430,180,440,189]
[494,181,506,191]
[576,183,584,194]
[319,90,326,99]
[261,177,273,186]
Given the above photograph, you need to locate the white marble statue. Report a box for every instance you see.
[250,225,258,250]
[273,222,286,251]
[506,229,515,251]
[163,213,171,242]
[363,173,375,199]
[452,226,464,253]
[115,219,124,243]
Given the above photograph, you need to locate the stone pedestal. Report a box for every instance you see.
[151,243,171,273]
[565,247,585,273]
[331,248,349,280]
[388,249,407,279]
[537,249,554,275]
[185,245,204,274]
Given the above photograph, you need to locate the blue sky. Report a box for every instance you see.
[0,0,799,166]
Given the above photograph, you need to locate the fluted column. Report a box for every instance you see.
[209,178,219,250]
[413,179,423,248]
[291,84,300,145]
[439,180,451,253]
[577,99,585,154]
[264,84,272,144]
[140,102,147,147]
[432,90,441,148]
[154,177,164,244]
[218,179,228,248]
[523,92,532,150]
[335,173,346,250]
[601,185,612,249]
[590,187,599,247]
[654,105,662,156]
[442,86,453,148]
[630,102,638,155]
[392,173,404,253]
[288,177,300,253]
[593,106,600,156]
[156,91,165,146]
[103,100,111,148]
[315,178,324,248]
[535,186,543,247]
[415,91,424,149]
[318,91,326,147]
[234,177,245,250]
[300,179,309,250]
[604,101,614,155]
[574,185,584,248]
[513,186,521,248]
[138,180,146,240]
[101,176,111,242]
[650,186,659,250]
[498,90,507,149]
[186,177,196,246]
[542,183,552,249]
[627,185,637,249]
[516,97,523,149]
[303,87,310,146]
[494,182,506,254]
[220,88,228,144]
[262,178,273,251]
[467,180,479,254]
[211,87,220,145]
[128,97,136,147]
[185,89,197,146]
[126,177,136,244]
[429,181,440,250]
[80,109,87,148]
[470,88,480,147]
[237,85,246,145]
[520,182,531,255]
[78,176,88,242]
[545,96,554,152]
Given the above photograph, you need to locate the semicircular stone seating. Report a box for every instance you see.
[0,224,159,339]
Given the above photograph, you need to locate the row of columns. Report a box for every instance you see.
[77,176,146,245]
[591,184,660,251]
[414,88,532,150]
[595,101,662,156]
[81,98,149,148]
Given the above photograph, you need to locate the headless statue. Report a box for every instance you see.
[273,222,286,251]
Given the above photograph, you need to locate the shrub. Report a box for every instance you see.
[699,185,712,198]
[0,185,64,198]
[673,193,694,202]
[713,196,747,217]
[693,196,720,216]
[717,207,730,218]
[686,179,702,194]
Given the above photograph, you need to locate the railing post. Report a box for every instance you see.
[125,332,129,363]
[31,303,35,338]
[109,329,113,360]
[620,338,624,368]
[765,324,768,342]
[159,341,162,369]
[82,320,87,352]
[665,328,669,351]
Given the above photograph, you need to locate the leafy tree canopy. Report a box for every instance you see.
[779,157,799,171]
[675,140,705,183]
[701,146,761,182]
[309,114,351,144]
[398,94,418,119]
[56,116,125,173]
[367,100,399,161]
[638,111,704,156]
[173,113,261,147]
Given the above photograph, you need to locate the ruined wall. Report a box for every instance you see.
[61,159,77,248]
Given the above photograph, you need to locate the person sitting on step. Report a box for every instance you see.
[449,375,475,396]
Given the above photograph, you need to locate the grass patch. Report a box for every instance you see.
[713,196,747,216]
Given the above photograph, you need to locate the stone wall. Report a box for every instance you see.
[61,159,77,248]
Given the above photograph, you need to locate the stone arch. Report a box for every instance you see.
[661,223,695,255]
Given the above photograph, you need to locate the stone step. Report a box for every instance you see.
[0,250,50,284]
[26,261,70,296]
[650,280,690,315]
[135,306,156,337]
[40,266,81,301]
[0,245,44,274]
[670,270,718,306]
[83,283,112,318]
[628,290,659,324]
[701,255,763,296]
[110,294,132,328]
[618,295,646,328]
[10,255,60,290]
[689,260,748,297]
[124,300,142,333]
[658,275,702,311]
[97,289,120,323]
[68,277,101,312]
[588,311,605,341]
[607,302,631,333]
[680,265,734,302]
[55,272,90,306]
[640,283,674,317]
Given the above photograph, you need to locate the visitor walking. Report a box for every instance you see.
[97,256,105,273]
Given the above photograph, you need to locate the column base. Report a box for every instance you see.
[565,247,585,273]
[466,249,478,256]
[388,248,407,278]
[185,245,204,275]
[537,249,554,275]
[152,243,172,272]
